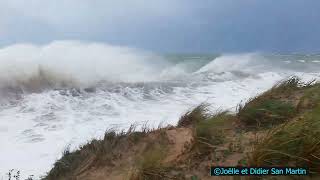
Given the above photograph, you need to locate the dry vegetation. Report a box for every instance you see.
[42,77,320,180]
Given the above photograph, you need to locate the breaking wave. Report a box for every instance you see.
[0,41,170,91]
[0,41,281,94]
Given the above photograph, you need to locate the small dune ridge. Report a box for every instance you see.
[43,76,320,180]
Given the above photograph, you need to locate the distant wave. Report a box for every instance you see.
[195,53,265,73]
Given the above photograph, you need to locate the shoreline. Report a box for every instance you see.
[40,77,320,180]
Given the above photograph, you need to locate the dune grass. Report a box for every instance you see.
[177,103,211,128]
[237,99,295,129]
[44,124,177,180]
[297,83,320,111]
[129,132,173,180]
[268,76,305,93]
[265,76,314,98]
[238,77,320,177]
[178,103,235,156]
[195,111,233,148]
[249,106,320,174]
[43,126,148,180]
[241,78,320,175]
[131,148,168,180]
[237,77,315,129]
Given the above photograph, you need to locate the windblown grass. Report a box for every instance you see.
[177,103,211,128]
[297,83,320,111]
[178,103,235,155]
[129,130,184,180]
[180,104,234,156]
[44,125,148,180]
[249,107,320,174]
[237,99,295,129]
[236,77,314,129]
[269,76,305,93]
[195,111,233,148]
[240,78,320,177]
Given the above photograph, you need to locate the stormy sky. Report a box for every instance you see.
[0,0,320,53]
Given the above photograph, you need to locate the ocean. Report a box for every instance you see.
[0,41,320,178]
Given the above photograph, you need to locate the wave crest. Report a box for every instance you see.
[196,53,264,74]
[0,41,169,92]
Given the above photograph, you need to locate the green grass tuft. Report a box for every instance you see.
[195,111,233,147]
[238,99,296,129]
[178,103,235,155]
[177,103,210,127]
[187,109,235,157]
[249,107,320,174]
[270,76,303,92]
[297,83,320,111]
[129,130,183,180]
[130,147,169,180]
[236,77,314,129]
[43,126,147,180]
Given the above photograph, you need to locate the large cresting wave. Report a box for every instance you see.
[0,41,171,92]
[0,41,277,97]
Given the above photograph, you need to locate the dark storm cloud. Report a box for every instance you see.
[0,0,319,52]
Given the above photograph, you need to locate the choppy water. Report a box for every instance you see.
[0,41,320,178]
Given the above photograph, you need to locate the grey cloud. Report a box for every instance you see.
[0,0,320,52]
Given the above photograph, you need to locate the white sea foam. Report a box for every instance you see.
[196,53,263,74]
[297,59,306,63]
